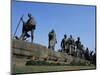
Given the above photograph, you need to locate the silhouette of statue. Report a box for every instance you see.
[75,37,81,49]
[90,50,94,63]
[84,47,90,60]
[67,35,74,45]
[61,34,68,53]
[20,13,36,42]
[75,37,86,57]
[67,35,75,54]
[80,44,85,58]
[48,29,57,50]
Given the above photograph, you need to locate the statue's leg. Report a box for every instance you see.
[51,41,54,50]
[31,29,34,43]
[48,40,50,48]
[26,33,30,38]
[49,40,52,50]
[20,30,28,40]
[20,32,25,40]
[52,43,55,50]
[52,46,54,50]
[64,45,65,52]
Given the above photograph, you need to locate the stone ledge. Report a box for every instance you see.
[12,39,90,65]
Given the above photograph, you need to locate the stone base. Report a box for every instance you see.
[12,39,90,66]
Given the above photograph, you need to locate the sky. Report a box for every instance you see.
[12,1,96,51]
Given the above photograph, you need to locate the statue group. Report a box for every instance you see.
[60,35,83,55]
[14,14,96,65]
[60,34,96,65]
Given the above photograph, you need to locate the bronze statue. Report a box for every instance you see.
[67,35,75,54]
[67,35,74,45]
[75,37,81,50]
[48,29,57,50]
[20,13,36,42]
[61,34,68,53]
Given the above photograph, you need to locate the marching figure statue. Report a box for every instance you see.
[67,35,75,54]
[67,35,74,45]
[75,37,81,49]
[61,34,68,53]
[48,29,57,50]
[20,13,36,42]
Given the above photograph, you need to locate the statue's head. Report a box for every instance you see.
[51,29,54,33]
[28,13,32,18]
[77,37,80,41]
[64,34,67,38]
[86,47,89,51]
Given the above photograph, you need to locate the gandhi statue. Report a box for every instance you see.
[20,13,36,42]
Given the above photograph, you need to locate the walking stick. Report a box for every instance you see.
[13,15,24,38]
